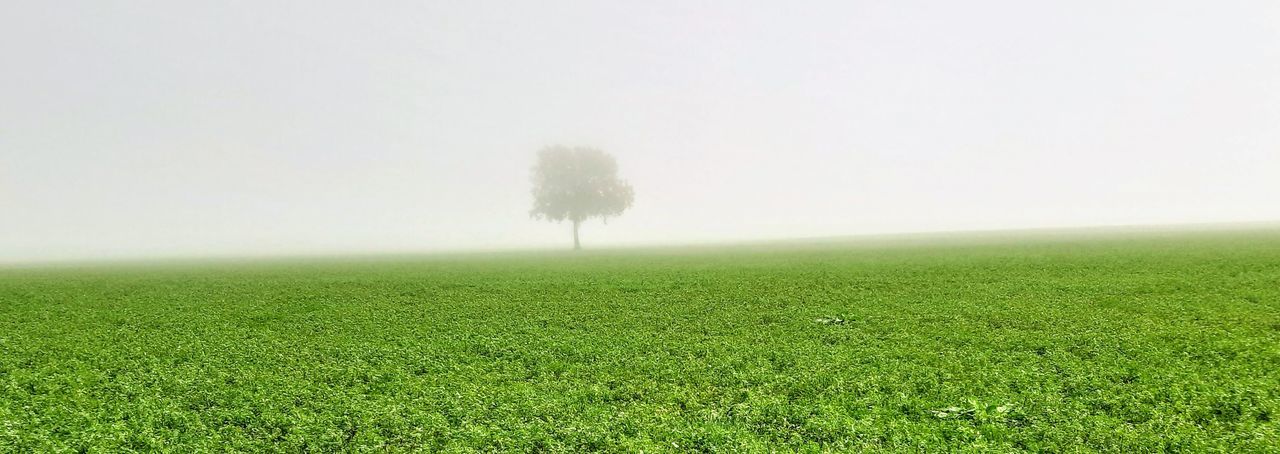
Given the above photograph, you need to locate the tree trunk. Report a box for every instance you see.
[572,219,581,250]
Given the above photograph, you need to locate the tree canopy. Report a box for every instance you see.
[530,146,634,249]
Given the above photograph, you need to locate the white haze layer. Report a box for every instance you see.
[2,0,1278,262]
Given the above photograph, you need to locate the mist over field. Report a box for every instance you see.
[4,3,1280,450]
[3,0,1279,262]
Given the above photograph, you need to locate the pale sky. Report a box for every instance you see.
[3,1,1278,262]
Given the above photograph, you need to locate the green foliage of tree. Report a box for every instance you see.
[530,146,634,249]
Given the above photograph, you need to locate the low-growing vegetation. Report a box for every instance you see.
[2,230,1278,451]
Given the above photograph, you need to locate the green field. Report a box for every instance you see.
[2,229,1278,451]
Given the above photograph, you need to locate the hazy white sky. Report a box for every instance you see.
[3,0,1278,262]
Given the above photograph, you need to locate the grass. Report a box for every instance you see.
[2,229,1279,451]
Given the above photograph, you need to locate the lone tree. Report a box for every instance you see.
[530,146,634,250]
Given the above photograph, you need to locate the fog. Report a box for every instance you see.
[3,1,1278,262]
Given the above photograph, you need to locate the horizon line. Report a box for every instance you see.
[4,219,1279,269]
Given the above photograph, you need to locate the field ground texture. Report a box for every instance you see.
[2,229,1278,451]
